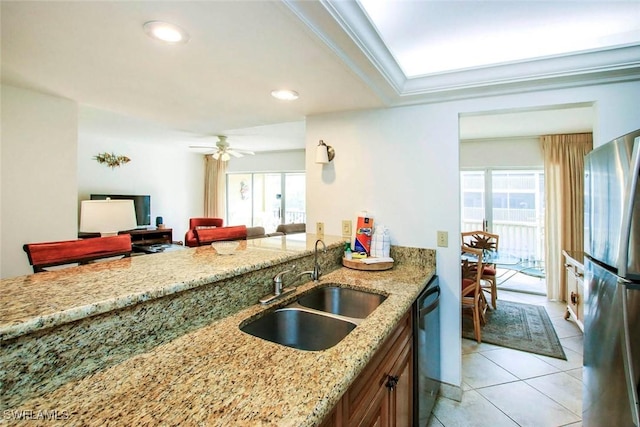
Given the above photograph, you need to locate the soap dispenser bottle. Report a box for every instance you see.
[344,242,353,260]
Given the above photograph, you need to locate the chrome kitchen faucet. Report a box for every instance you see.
[296,239,327,282]
[259,266,296,305]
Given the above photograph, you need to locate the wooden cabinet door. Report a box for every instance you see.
[355,382,390,427]
[390,339,413,427]
[319,400,342,427]
[344,312,411,424]
[343,311,413,427]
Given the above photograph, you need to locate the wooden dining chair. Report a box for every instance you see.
[23,235,132,273]
[461,245,488,343]
[462,230,499,309]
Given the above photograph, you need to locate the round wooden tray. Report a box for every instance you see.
[342,257,394,271]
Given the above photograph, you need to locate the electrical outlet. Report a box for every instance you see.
[437,231,448,247]
[342,220,352,238]
[316,222,324,237]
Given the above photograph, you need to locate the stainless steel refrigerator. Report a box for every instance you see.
[584,128,640,426]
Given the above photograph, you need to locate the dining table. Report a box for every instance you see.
[461,250,545,284]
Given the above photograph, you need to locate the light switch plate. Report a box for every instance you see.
[342,220,352,238]
[316,222,324,237]
[437,231,448,247]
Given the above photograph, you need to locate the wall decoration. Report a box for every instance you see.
[240,180,249,200]
[94,152,131,168]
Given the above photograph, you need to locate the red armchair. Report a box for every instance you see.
[184,218,224,247]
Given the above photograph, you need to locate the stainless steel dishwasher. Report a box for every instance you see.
[413,275,440,426]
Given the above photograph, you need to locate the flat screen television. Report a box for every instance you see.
[90,194,151,227]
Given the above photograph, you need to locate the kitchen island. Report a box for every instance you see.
[1,234,435,426]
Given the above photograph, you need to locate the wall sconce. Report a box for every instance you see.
[315,140,335,164]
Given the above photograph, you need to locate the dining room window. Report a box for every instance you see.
[461,169,545,264]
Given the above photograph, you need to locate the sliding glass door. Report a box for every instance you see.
[461,169,545,265]
[227,172,305,233]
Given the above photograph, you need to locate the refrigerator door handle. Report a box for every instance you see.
[621,286,640,426]
[618,137,640,277]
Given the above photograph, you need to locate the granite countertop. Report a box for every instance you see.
[1,234,434,426]
[7,266,432,426]
[0,234,345,341]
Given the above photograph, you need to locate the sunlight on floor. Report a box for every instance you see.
[428,284,583,427]
[497,269,547,295]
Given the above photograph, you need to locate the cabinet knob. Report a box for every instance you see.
[385,375,399,390]
[570,291,579,305]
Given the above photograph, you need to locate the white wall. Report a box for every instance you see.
[77,135,204,244]
[1,85,206,278]
[226,149,305,173]
[306,80,640,389]
[1,85,78,278]
[460,137,543,169]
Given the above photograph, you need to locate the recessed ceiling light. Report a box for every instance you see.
[143,21,189,44]
[271,89,299,101]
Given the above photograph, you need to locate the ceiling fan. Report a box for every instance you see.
[189,135,255,161]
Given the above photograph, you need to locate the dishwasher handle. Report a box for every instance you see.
[418,285,440,330]
[419,285,440,319]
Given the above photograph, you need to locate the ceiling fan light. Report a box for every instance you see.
[221,152,231,162]
[212,152,220,160]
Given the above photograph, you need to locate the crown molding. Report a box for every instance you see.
[289,0,640,105]
[319,0,405,93]
[280,0,396,105]
[401,44,640,95]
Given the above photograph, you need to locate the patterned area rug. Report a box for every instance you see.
[462,300,567,360]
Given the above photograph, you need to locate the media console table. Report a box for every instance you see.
[79,228,184,254]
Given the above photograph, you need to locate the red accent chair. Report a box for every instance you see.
[184,218,224,247]
[23,235,132,273]
[194,225,247,246]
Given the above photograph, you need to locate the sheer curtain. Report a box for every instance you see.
[541,133,592,301]
[204,155,227,218]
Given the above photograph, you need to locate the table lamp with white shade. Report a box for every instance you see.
[79,199,137,237]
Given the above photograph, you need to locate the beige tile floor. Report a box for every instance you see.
[428,288,584,427]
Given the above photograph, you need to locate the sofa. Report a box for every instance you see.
[194,225,247,246]
[275,223,306,235]
[185,219,302,247]
[246,226,267,239]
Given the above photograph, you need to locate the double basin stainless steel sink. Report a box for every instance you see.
[240,285,387,351]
